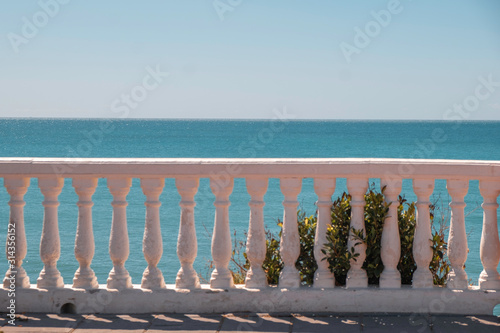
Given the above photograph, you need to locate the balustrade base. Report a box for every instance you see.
[447,270,469,290]
[210,270,235,289]
[175,268,201,290]
[312,269,335,289]
[4,269,30,289]
[279,267,301,288]
[479,272,500,290]
[412,269,434,289]
[379,270,402,289]
[245,267,268,289]
[1,284,498,315]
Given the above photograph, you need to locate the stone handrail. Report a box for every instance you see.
[0,158,499,314]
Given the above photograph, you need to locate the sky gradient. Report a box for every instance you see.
[1,0,499,119]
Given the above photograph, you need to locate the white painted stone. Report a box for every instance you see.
[313,178,336,288]
[3,177,30,289]
[3,284,498,315]
[279,177,302,288]
[2,158,499,181]
[175,177,201,289]
[107,177,133,290]
[380,177,402,289]
[209,177,234,289]
[245,177,269,289]
[346,178,368,288]
[140,178,166,290]
[72,177,99,289]
[0,158,499,315]
[446,179,469,290]
[478,180,500,290]
[37,177,65,288]
[412,179,435,288]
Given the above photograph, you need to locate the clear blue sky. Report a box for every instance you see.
[1,0,499,119]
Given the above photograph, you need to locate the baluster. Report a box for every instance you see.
[37,177,64,288]
[380,178,402,288]
[313,178,336,288]
[446,179,469,289]
[72,177,98,289]
[3,177,30,288]
[478,180,500,289]
[245,177,268,289]
[346,178,368,288]
[140,178,165,289]
[107,177,132,290]
[412,179,435,288]
[209,177,234,289]
[279,177,302,288]
[175,177,201,289]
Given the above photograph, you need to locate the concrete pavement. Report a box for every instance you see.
[0,313,499,332]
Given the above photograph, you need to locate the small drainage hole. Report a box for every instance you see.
[60,303,76,314]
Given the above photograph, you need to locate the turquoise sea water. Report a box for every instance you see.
[0,119,499,292]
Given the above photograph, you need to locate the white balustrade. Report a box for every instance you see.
[209,176,234,289]
[3,177,30,289]
[175,177,201,289]
[140,178,165,289]
[279,177,302,288]
[37,177,64,288]
[478,180,500,290]
[245,177,268,289]
[313,177,336,288]
[346,178,368,288]
[446,179,469,290]
[107,177,132,290]
[412,179,435,288]
[72,177,99,289]
[379,178,402,288]
[0,158,499,315]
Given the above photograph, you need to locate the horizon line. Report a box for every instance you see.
[0,117,499,122]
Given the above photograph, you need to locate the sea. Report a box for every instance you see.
[0,119,499,295]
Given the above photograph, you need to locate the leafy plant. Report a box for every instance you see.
[263,211,318,285]
[229,230,250,284]
[262,228,282,285]
[397,195,417,285]
[294,211,318,285]
[203,185,450,287]
[322,192,356,286]
[323,185,450,286]
[429,203,450,285]
[360,186,388,284]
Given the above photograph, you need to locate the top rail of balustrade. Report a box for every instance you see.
[0,158,499,180]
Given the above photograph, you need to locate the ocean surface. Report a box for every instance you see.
[0,119,499,294]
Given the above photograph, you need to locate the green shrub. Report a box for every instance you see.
[212,186,450,287]
[322,185,450,286]
[321,192,354,286]
[429,203,451,285]
[397,195,417,285]
[262,228,282,285]
[262,211,318,285]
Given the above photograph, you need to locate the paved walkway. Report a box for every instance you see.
[1,313,499,332]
